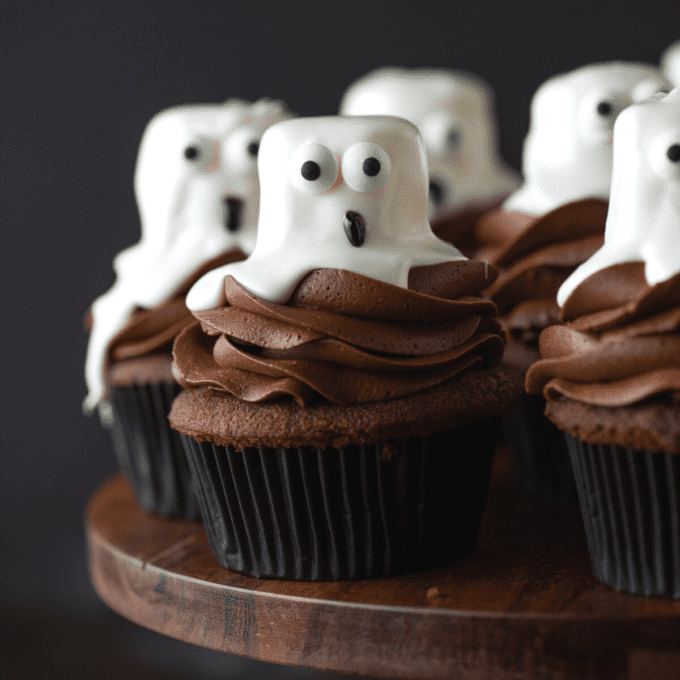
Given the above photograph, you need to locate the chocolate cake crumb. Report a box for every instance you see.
[381,443,397,462]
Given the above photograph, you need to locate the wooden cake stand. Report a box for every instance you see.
[86,448,680,680]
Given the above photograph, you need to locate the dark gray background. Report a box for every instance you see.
[1,1,678,677]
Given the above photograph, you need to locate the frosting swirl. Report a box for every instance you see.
[525,262,680,406]
[472,199,606,370]
[107,249,245,366]
[172,260,504,406]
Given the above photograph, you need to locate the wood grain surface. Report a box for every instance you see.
[86,448,680,679]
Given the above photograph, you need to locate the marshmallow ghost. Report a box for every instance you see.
[557,89,680,306]
[84,99,293,412]
[187,115,467,310]
[505,63,669,215]
[662,41,680,87]
[338,68,520,221]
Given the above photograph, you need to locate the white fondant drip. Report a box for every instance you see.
[338,68,520,221]
[83,99,294,412]
[662,41,680,87]
[504,62,670,216]
[186,116,467,310]
[557,89,680,306]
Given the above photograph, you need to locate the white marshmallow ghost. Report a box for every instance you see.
[505,62,670,215]
[338,68,520,221]
[557,89,680,306]
[186,115,467,310]
[662,41,680,87]
[84,99,294,412]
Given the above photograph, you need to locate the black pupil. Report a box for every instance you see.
[184,146,200,160]
[362,157,381,177]
[667,144,680,163]
[448,130,460,146]
[247,141,259,157]
[301,160,321,181]
[597,102,613,117]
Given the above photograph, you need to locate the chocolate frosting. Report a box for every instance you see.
[172,260,505,407]
[525,262,680,407]
[472,199,607,371]
[107,248,245,365]
[430,200,502,258]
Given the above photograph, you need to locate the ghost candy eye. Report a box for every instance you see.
[667,144,680,163]
[184,146,201,160]
[341,142,391,192]
[290,143,338,193]
[247,141,260,157]
[301,160,322,181]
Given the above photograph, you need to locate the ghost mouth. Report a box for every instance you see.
[429,180,446,208]
[223,197,243,232]
[343,211,366,247]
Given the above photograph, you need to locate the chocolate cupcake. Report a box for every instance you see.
[83,99,293,518]
[339,67,520,256]
[526,90,680,596]
[474,62,669,501]
[170,115,521,580]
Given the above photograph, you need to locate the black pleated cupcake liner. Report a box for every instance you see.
[181,418,499,581]
[501,393,578,502]
[109,383,201,520]
[566,433,680,598]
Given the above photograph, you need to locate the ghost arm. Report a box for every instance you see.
[83,285,137,414]
[556,243,639,307]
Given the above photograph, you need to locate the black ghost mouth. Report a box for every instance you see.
[429,180,446,208]
[223,197,243,232]
[343,211,366,247]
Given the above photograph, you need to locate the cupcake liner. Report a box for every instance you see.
[181,418,499,580]
[109,383,200,520]
[566,433,680,598]
[502,393,578,502]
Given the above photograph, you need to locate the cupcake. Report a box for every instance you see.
[169,115,521,580]
[339,67,519,255]
[83,99,293,518]
[474,62,670,500]
[526,89,680,596]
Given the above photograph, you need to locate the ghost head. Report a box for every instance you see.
[186,115,466,310]
[83,99,294,412]
[662,41,680,87]
[557,89,680,306]
[132,98,294,290]
[505,62,670,215]
[339,68,519,221]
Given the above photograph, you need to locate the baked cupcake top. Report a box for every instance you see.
[339,68,519,223]
[525,90,680,449]
[173,115,504,407]
[83,99,293,412]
